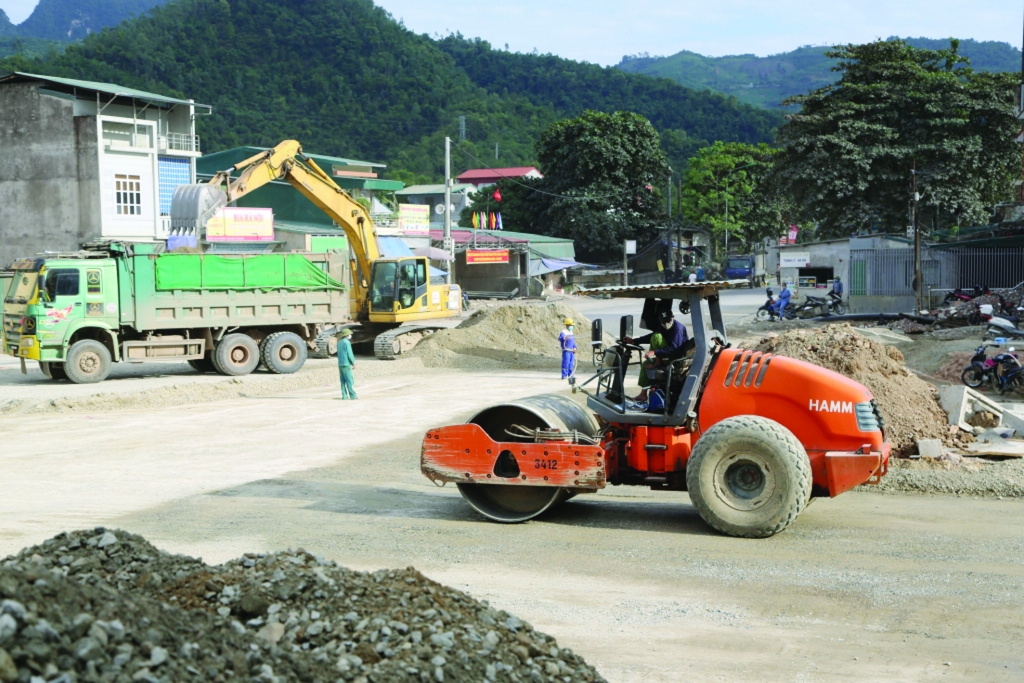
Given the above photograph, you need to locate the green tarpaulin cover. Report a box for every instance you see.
[155,254,345,291]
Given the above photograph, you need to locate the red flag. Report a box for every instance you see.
[493,188,502,202]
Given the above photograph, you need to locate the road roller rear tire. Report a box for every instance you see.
[686,415,811,538]
[456,484,571,523]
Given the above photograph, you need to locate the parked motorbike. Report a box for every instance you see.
[962,343,1022,393]
[979,304,1024,338]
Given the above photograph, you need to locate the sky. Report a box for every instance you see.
[1,0,1021,64]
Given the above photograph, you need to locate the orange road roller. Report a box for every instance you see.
[422,282,889,538]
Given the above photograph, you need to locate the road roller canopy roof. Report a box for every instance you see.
[582,281,749,299]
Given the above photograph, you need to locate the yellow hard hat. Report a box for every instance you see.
[564,318,574,326]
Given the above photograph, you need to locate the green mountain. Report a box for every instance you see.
[0,0,781,180]
[15,0,167,41]
[618,38,1023,109]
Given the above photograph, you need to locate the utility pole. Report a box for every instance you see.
[495,142,499,160]
[911,160,923,313]
[623,240,629,287]
[444,137,453,286]
[458,116,466,143]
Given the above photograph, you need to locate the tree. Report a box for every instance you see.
[772,39,1020,237]
[458,110,670,260]
[535,110,670,259]
[679,141,789,251]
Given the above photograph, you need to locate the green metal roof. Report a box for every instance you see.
[396,184,476,196]
[1,72,211,110]
[198,146,386,174]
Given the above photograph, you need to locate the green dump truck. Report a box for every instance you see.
[2,242,352,383]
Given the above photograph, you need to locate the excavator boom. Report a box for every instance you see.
[172,140,381,316]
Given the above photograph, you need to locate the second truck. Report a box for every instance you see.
[2,141,461,383]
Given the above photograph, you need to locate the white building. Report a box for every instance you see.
[0,72,209,267]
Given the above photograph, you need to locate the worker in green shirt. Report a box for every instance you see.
[336,328,357,400]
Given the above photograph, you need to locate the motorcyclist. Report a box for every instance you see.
[774,283,792,318]
[830,276,843,303]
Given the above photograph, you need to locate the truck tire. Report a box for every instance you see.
[686,415,811,538]
[262,331,307,374]
[188,356,217,373]
[212,333,259,376]
[63,340,112,384]
[39,361,69,381]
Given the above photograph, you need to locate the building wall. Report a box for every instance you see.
[74,116,102,248]
[0,83,91,267]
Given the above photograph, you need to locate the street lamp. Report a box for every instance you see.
[723,162,758,254]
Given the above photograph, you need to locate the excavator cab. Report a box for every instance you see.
[368,257,431,318]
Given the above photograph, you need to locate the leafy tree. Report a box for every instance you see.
[680,141,788,251]
[771,39,1020,237]
[459,111,670,260]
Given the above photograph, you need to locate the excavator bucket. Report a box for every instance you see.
[170,184,228,232]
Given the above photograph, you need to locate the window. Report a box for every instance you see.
[115,174,142,216]
[43,269,79,301]
[158,156,191,216]
[370,262,397,312]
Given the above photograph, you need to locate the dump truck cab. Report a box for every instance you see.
[421,281,890,538]
[3,255,119,368]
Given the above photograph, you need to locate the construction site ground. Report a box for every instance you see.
[2,289,1023,682]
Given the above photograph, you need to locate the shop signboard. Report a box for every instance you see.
[206,208,274,242]
[466,249,509,265]
[779,252,810,268]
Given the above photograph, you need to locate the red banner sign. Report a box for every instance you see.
[466,249,509,264]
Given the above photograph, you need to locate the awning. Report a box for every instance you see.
[529,257,592,276]
[378,236,447,277]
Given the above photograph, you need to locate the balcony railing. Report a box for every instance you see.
[158,133,201,154]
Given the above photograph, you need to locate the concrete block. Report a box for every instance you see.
[999,410,1024,438]
[916,439,944,458]
[937,385,1003,431]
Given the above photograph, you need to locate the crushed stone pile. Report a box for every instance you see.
[412,302,609,370]
[0,529,605,683]
[753,324,971,457]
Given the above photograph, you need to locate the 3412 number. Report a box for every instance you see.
[534,459,558,470]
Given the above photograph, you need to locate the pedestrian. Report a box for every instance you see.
[775,262,781,285]
[696,265,705,282]
[688,270,698,284]
[559,317,577,379]
[336,328,357,400]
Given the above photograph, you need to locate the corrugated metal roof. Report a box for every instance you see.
[198,146,385,173]
[457,167,541,180]
[2,72,211,110]
[584,281,748,298]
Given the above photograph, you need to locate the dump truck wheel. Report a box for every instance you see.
[188,356,217,373]
[686,415,811,538]
[262,331,307,374]
[213,333,259,376]
[63,340,112,384]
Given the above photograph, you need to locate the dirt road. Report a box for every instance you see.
[2,363,1021,682]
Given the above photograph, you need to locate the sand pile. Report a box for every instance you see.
[412,303,609,370]
[754,324,969,456]
[0,529,606,683]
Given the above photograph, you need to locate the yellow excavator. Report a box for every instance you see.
[170,140,461,358]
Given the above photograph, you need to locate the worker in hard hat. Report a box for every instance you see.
[336,328,357,400]
[559,318,577,379]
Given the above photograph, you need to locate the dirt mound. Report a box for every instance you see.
[413,302,606,369]
[0,529,606,683]
[753,324,969,457]
[934,352,975,384]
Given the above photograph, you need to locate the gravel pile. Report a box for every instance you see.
[754,324,972,457]
[1,529,605,683]
[870,456,1024,497]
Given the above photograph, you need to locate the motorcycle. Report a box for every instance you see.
[828,290,846,315]
[756,289,796,321]
[979,304,1024,338]
[962,343,1021,393]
